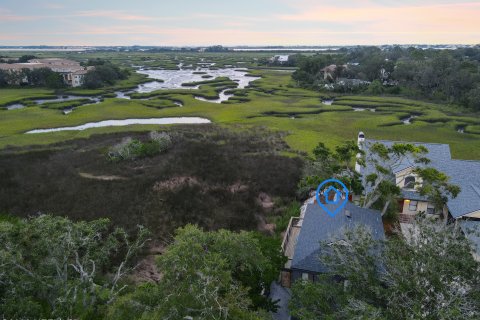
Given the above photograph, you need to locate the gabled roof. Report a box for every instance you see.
[361,139,480,218]
[361,139,452,174]
[291,202,385,273]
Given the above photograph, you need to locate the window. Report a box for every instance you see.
[409,200,418,211]
[404,176,416,189]
[427,203,440,215]
[302,273,309,281]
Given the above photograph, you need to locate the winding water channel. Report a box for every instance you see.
[7,66,261,110]
[26,117,211,134]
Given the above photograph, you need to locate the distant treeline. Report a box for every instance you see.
[292,46,480,111]
[0,54,37,64]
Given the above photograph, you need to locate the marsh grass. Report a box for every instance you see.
[0,126,302,238]
[1,53,479,159]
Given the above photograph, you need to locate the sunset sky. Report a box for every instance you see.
[1,0,480,46]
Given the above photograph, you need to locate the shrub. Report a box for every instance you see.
[108,132,173,161]
[149,131,173,152]
[108,137,142,161]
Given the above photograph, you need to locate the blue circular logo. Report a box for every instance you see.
[315,178,349,217]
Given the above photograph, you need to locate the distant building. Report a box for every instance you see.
[270,55,289,64]
[0,62,47,84]
[0,58,91,87]
[320,64,338,81]
[280,199,385,287]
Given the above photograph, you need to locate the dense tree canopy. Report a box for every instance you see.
[83,58,130,89]
[297,140,364,199]
[0,215,148,319]
[292,46,480,110]
[107,225,282,320]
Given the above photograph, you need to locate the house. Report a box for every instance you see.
[0,62,47,84]
[70,69,89,87]
[280,199,385,287]
[269,55,289,64]
[320,64,338,81]
[356,132,480,257]
[0,58,91,87]
[29,58,92,87]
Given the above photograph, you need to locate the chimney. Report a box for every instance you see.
[355,131,365,174]
[357,131,365,145]
[319,193,326,204]
[345,210,351,218]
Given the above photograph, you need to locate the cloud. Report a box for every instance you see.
[74,10,155,21]
[2,1,480,45]
[278,1,480,26]
[274,1,480,41]
[0,8,36,21]
[44,3,64,9]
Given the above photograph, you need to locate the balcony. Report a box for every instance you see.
[281,217,303,267]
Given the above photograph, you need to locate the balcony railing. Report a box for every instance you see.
[399,213,415,224]
[281,217,302,260]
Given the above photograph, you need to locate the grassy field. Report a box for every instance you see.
[1,53,479,159]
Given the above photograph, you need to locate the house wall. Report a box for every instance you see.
[291,269,316,283]
[401,200,448,218]
[464,210,480,219]
[402,200,429,215]
[72,75,84,87]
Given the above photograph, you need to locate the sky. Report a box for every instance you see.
[1,0,480,46]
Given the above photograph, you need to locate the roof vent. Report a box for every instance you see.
[345,210,351,218]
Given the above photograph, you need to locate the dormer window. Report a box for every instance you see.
[404,176,416,189]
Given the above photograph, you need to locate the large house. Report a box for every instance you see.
[357,132,480,257]
[0,58,91,87]
[280,199,385,287]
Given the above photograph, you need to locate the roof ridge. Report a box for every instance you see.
[472,184,480,197]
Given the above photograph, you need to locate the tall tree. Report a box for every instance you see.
[361,142,460,217]
[361,142,430,213]
[289,216,480,319]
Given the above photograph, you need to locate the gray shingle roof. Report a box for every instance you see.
[291,202,385,273]
[459,220,480,257]
[362,139,480,218]
[401,189,429,201]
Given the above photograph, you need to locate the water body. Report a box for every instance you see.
[195,90,234,104]
[7,67,260,110]
[114,91,132,99]
[26,117,211,134]
[402,115,418,125]
[34,95,89,104]
[233,48,339,52]
[353,107,376,112]
[6,104,26,110]
[137,68,259,92]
